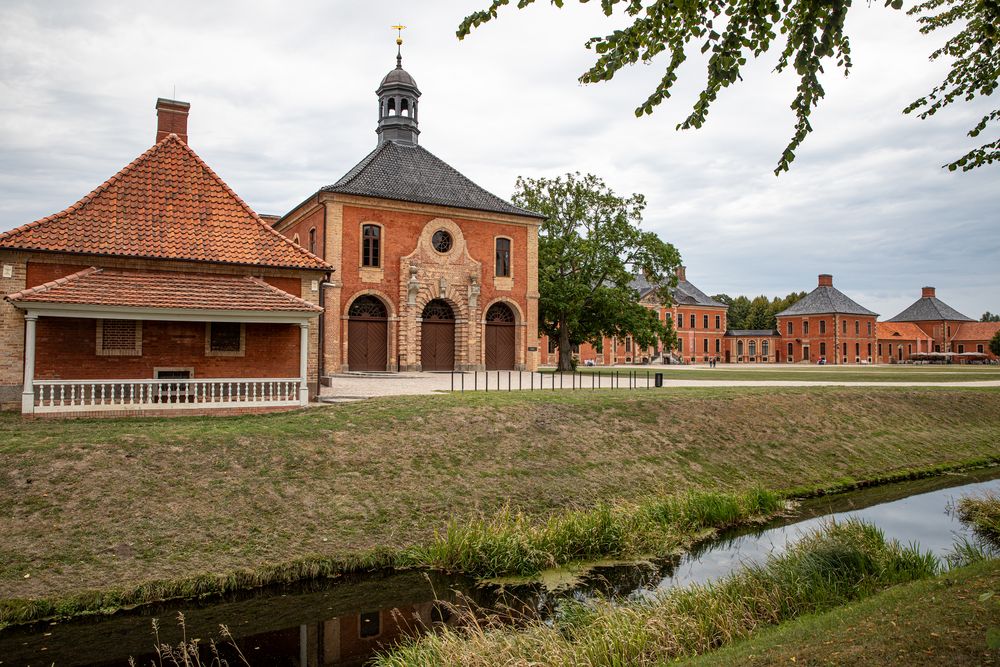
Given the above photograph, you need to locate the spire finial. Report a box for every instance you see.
[391,24,406,68]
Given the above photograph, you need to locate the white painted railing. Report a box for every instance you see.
[30,378,304,414]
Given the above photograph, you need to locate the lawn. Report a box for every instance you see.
[2,386,999,615]
[681,558,1000,666]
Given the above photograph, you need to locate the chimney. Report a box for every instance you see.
[818,274,833,287]
[676,265,687,282]
[922,286,936,298]
[155,98,190,144]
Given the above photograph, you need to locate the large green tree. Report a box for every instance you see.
[512,172,681,370]
[991,330,1000,356]
[458,0,998,174]
[713,291,805,329]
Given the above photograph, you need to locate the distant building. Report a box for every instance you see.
[881,288,997,362]
[773,274,879,364]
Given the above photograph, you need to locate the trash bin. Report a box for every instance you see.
[654,372,663,388]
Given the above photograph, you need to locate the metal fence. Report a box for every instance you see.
[450,370,662,393]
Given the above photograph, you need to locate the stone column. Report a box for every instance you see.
[21,312,37,414]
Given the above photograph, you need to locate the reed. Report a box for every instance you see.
[375,520,939,666]
[401,488,784,577]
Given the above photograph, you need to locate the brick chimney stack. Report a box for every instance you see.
[155,98,190,144]
[818,274,833,287]
[922,286,936,298]
[677,265,687,282]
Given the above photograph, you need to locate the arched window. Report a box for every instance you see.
[387,98,396,114]
[308,227,317,255]
[762,340,769,357]
[495,238,511,277]
[748,340,757,357]
[362,224,380,267]
[348,295,388,319]
[737,340,744,357]
[486,302,515,322]
[401,99,410,117]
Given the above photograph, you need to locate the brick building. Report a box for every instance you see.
[775,274,878,364]
[876,321,935,363]
[725,329,781,363]
[881,287,997,362]
[0,99,330,415]
[275,47,543,375]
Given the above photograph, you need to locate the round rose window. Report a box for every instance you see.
[432,230,453,253]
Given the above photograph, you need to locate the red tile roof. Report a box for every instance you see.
[877,322,932,339]
[954,322,1000,341]
[0,134,330,271]
[5,267,322,313]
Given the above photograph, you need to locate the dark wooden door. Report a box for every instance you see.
[421,300,455,371]
[421,321,454,370]
[348,319,387,371]
[347,296,388,372]
[486,324,515,370]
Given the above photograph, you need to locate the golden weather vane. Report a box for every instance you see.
[391,24,406,46]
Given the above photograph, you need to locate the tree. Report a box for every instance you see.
[991,330,1000,356]
[458,0,998,174]
[511,172,681,370]
[982,311,1000,322]
[745,295,775,330]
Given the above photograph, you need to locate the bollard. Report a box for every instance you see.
[655,372,663,388]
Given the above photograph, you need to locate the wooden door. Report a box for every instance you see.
[485,302,517,370]
[347,296,388,371]
[421,300,455,371]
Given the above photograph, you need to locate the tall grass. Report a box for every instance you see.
[948,492,1000,567]
[375,520,939,666]
[400,488,784,577]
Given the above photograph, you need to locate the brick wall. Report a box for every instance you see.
[0,251,27,408]
[34,318,299,379]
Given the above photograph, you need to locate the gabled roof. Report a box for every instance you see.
[0,134,330,271]
[629,274,727,308]
[321,140,544,219]
[877,322,932,339]
[776,286,877,317]
[953,322,1000,341]
[5,267,322,313]
[886,295,974,323]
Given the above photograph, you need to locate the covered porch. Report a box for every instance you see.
[6,268,321,415]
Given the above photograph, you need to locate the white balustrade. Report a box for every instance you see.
[30,378,303,413]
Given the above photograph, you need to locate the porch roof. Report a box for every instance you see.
[5,267,322,321]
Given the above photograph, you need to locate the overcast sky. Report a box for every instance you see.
[0,0,996,319]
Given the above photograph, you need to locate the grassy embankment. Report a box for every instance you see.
[374,521,945,666]
[541,363,1000,383]
[375,524,1000,667]
[2,386,1000,625]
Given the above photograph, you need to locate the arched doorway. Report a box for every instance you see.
[347,296,388,371]
[421,300,455,371]
[485,302,516,370]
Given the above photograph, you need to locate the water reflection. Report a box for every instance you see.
[1,467,997,666]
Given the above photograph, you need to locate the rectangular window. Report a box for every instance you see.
[96,319,142,356]
[787,321,793,335]
[855,320,860,335]
[625,338,631,352]
[715,315,721,329]
[819,320,826,335]
[856,342,860,357]
[495,238,511,277]
[820,342,826,356]
[879,343,883,356]
[703,315,709,329]
[206,322,245,357]
[678,339,683,352]
[803,321,810,335]
[978,344,984,353]
[676,313,682,329]
[958,344,965,353]
[362,224,381,268]
[868,321,872,336]
[787,342,793,358]
[703,338,709,352]
[690,314,696,329]
[548,338,557,354]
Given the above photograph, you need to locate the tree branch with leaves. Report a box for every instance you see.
[458,0,997,173]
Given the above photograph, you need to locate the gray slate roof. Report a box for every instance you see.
[886,296,973,322]
[776,286,878,317]
[725,329,779,337]
[322,141,544,219]
[629,274,727,308]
